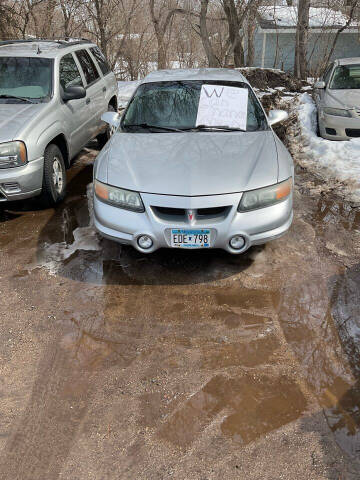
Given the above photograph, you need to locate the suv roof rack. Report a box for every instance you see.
[0,38,93,48]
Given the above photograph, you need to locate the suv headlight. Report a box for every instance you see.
[323,107,351,118]
[94,179,144,212]
[0,141,27,169]
[238,177,292,212]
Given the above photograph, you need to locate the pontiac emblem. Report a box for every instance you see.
[187,209,195,224]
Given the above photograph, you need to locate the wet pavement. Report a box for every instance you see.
[0,147,359,479]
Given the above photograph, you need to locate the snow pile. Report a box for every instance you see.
[291,94,360,202]
[38,183,100,274]
[117,80,140,108]
[260,6,354,28]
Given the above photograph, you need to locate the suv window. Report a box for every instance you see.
[90,46,111,75]
[59,53,84,90]
[75,49,100,85]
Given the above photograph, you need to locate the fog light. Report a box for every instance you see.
[137,235,153,249]
[229,235,245,250]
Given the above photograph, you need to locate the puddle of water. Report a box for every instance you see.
[202,334,279,369]
[159,374,307,448]
[215,289,274,311]
[213,310,271,330]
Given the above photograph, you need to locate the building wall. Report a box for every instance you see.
[252,30,360,74]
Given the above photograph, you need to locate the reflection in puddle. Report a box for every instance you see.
[160,374,307,448]
[327,264,360,457]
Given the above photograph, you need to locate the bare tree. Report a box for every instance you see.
[199,0,220,67]
[294,0,310,79]
[59,0,83,38]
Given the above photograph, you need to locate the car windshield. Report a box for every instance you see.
[121,80,268,132]
[0,57,52,102]
[330,64,360,90]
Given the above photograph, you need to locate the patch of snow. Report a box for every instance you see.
[291,93,360,202]
[118,80,141,108]
[260,6,355,28]
[38,183,101,275]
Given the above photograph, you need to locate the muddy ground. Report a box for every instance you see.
[0,145,360,480]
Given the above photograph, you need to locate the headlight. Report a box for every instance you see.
[238,177,292,212]
[0,141,27,169]
[94,179,144,212]
[323,107,351,118]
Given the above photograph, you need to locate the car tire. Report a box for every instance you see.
[97,104,116,148]
[39,144,66,207]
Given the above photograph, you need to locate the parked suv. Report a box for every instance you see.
[0,39,118,205]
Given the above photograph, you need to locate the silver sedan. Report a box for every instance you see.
[315,58,360,140]
[94,68,293,254]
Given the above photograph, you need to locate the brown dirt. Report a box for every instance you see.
[0,144,359,479]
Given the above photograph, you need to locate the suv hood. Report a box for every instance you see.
[327,89,360,109]
[0,103,46,143]
[105,130,278,196]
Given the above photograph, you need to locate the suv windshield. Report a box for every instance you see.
[0,57,52,102]
[330,65,360,90]
[122,80,268,132]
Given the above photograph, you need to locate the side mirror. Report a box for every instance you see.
[268,109,289,127]
[314,81,326,89]
[101,111,121,128]
[62,85,86,101]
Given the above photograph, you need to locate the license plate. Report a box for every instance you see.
[171,229,211,248]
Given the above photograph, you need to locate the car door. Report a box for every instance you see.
[59,52,90,156]
[74,49,105,139]
[89,46,117,104]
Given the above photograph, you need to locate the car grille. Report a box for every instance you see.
[152,205,231,222]
[197,206,228,216]
[345,128,360,138]
[153,206,185,216]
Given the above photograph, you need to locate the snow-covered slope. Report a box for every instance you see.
[291,94,360,202]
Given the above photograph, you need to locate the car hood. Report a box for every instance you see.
[0,103,47,143]
[326,89,360,109]
[105,130,278,196]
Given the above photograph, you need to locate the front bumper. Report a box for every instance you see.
[94,190,293,254]
[0,157,44,201]
[320,112,360,141]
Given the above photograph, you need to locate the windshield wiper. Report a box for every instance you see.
[0,94,35,104]
[182,124,246,132]
[122,123,183,132]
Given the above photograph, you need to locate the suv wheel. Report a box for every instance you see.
[40,144,66,206]
[97,104,116,148]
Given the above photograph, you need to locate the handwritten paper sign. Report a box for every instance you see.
[196,85,249,130]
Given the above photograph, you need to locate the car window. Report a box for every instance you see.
[0,57,52,102]
[90,46,111,75]
[330,64,360,90]
[59,53,84,90]
[122,80,268,132]
[75,49,100,85]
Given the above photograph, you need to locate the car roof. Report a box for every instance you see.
[141,68,249,85]
[0,40,97,58]
[336,57,360,66]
